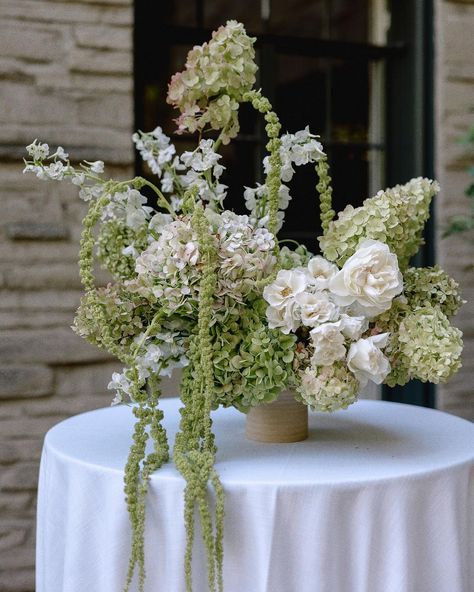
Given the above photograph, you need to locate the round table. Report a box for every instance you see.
[36,399,474,592]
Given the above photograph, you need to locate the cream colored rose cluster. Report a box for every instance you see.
[167,20,257,143]
[263,239,403,411]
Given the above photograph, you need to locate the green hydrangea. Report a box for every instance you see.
[210,299,296,410]
[296,362,359,412]
[278,244,312,270]
[382,306,463,386]
[97,220,148,280]
[403,266,463,317]
[74,283,155,351]
[319,177,439,269]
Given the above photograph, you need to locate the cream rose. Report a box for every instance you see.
[266,302,299,334]
[263,269,307,310]
[347,333,391,386]
[329,240,403,317]
[306,256,338,290]
[295,291,338,327]
[310,321,346,366]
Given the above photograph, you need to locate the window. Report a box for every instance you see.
[134,0,435,406]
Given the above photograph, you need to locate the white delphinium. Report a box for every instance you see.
[179,139,228,207]
[102,188,153,230]
[26,139,49,160]
[108,370,133,405]
[263,126,324,183]
[347,333,391,386]
[132,127,176,177]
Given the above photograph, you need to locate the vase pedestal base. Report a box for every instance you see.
[245,390,308,443]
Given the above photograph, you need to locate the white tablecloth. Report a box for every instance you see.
[36,399,474,592]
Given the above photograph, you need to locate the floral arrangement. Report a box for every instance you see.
[23,21,463,592]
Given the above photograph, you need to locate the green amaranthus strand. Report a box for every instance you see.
[316,157,335,234]
[174,201,224,592]
[78,190,169,592]
[243,90,282,238]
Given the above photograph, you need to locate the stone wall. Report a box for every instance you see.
[435,0,474,421]
[0,2,134,590]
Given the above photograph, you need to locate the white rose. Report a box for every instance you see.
[266,302,299,334]
[310,322,346,366]
[339,314,369,340]
[306,256,338,289]
[347,333,391,386]
[295,291,338,327]
[329,240,403,317]
[263,269,307,310]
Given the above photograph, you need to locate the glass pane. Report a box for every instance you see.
[203,0,262,32]
[329,0,369,42]
[269,0,327,38]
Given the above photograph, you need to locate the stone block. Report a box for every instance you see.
[0,310,76,329]
[78,94,133,129]
[0,546,35,570]
[0,24,63,63]
[0,82,77,125]
[55,361,121,396]
[0,366,53,399]
[6,222,69,241]
[0,440,42,464]
[4,264,81,290]
[0,242,79,264]
[0,463,39,491]
[0,524,28,551]
[70,71,132,93]
[69,47,132,75]
[0,193,64,226]
[0,567,34,592]
[0,416,67,438]
[0,290,82,311]
[0,328,112,364]
[0,493,34,514]
[74,24,131,50]
[0,1,131,26]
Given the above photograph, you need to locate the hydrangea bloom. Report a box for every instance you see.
[167,20,257,143]
[403,265,463,317]
[319,177,440,268]
[297,363,359,412]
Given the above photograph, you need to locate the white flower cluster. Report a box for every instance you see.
[263,240,403,409]
[102,188,153,231]
[23,139,107,202]
[245,127,324,231]
[132,126,176,177]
